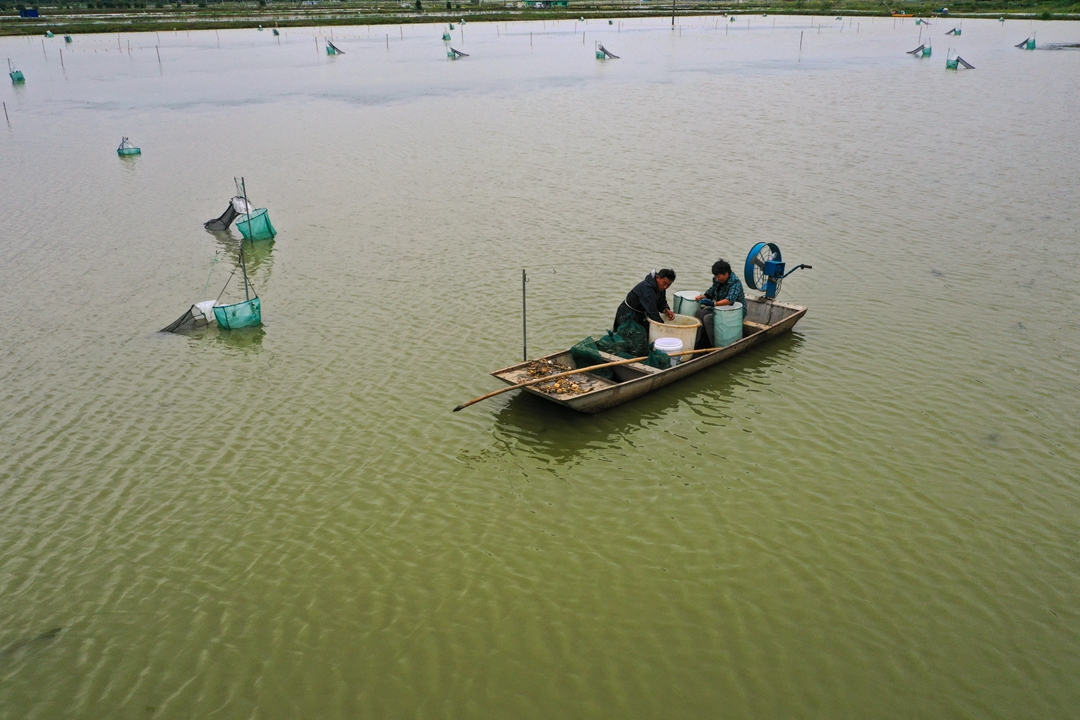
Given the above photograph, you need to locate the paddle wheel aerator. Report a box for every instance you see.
[744,243,812,300]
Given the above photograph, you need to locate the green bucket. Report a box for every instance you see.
[672,290,701,318]
[712,302,744,347]
[236,208,277,241]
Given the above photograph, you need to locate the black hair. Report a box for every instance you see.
[657,268,676,281]
[711,260,732,277]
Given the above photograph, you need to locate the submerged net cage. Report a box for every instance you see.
[326,41,344,55]
[214,297,262,329]
[161,305,201,333]
[596,44,619,59]
[236,208,277,241]
[205,197,256,232]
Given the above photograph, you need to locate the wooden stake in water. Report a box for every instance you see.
[60,47,64,68]
[3,102,9,125]
[386,34,389,50]
[156,46,161,65]
[41,39,46,60]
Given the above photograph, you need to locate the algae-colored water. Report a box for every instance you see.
[1,17,1078,719]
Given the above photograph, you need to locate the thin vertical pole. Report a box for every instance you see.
[522,270,528,361]
[240,178,252,301]
[3,102,9,125]
[41,39,46,59]
[60,47,64,68]
[671,0,675,28]
[156,46,161,65]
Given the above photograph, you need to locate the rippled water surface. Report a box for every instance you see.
[2,15,1079,719]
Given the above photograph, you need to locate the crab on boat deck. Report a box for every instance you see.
[491,297,807,413]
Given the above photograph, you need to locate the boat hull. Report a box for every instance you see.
[491,298,806,413]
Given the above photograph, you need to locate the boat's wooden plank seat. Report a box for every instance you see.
[744,320,769,333]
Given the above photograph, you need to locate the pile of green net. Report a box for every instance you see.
[570,320,671,378]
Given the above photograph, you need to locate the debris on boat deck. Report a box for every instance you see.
[524,360,590,395]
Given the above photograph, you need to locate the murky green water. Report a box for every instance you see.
[2,16,1079,719]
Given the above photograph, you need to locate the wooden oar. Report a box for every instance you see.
[453,347,720,412]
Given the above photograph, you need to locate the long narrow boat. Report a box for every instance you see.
[490,297,807,413]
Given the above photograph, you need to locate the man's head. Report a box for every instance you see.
[711,259,732,283]
[657,268,676,291]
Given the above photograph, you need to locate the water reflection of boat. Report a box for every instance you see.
[490,298,807,414]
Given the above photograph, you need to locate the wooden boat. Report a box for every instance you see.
[892,11,914,17]
[490,297,807,413]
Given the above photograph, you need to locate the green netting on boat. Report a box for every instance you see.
[614,319,648,357]
[645,347,672,370]
[570,337,614,380]
[236,208,276,241]
[214,297,262,329]
[595,330,634,359]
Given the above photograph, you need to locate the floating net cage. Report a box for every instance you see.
[236,208,277,241]
[8,59,24,84]
[162,254,262,333]
[204,179,275,240]
[214,297,262,329]
[326,41,344,56]
[117,137,141,156]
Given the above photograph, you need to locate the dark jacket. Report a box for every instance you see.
[614,272,670,330]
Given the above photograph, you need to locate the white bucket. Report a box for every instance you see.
[653,337,684,367]
[647,313,700,352]
[672,290,701,317]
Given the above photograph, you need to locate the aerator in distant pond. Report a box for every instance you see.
[744,243,812,300]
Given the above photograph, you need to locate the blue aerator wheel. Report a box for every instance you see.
[745,242,782,291]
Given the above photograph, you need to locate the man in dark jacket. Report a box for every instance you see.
[614,269,676,331]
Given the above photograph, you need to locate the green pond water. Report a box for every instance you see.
[1,16,1078,719]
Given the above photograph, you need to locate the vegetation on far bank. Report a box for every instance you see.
[1,0,1077,36]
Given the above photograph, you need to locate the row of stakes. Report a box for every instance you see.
[7,19,1046,85]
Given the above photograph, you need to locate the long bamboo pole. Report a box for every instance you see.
[453,347,721,412]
